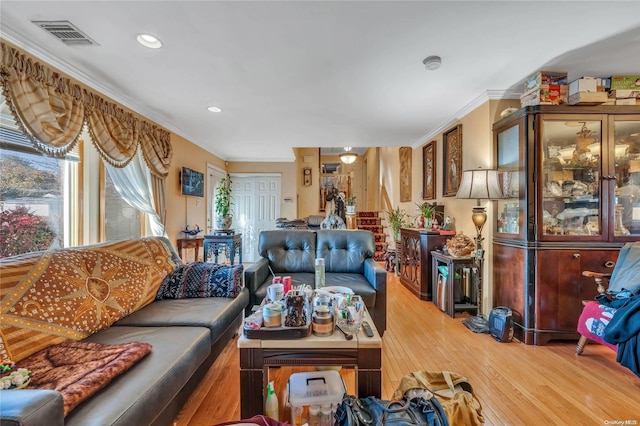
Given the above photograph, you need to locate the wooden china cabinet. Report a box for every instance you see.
[492,105,640,345]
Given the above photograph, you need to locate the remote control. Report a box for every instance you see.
[362,321,374,337]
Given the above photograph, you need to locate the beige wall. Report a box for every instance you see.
[295,148,321,218]
[227,161,297,220]
[166,134,226,245]
[383,98,521,315]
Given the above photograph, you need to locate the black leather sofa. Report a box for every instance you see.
[0,237,249,426]
[244,229,387,335]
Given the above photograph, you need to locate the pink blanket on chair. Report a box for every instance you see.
[577,301,618,351]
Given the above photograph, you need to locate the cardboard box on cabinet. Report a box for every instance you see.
[569,77,598,95]
[523,70,568,93]
[610,76,640,90]
[609,90,640,99]
[615,98,640,105]
[520,84,568,107]
[568,91,608,105]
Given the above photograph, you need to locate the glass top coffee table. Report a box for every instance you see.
[237,309,382,418]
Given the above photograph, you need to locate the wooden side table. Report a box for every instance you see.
[176,237,204,262]
[398,228,448,300]
[203,232,243,265]
[431,251,477,317]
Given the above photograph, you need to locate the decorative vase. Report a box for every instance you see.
[214,216,232,230]
[346,205,356,214]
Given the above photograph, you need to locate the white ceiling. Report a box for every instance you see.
[1,1,639,162]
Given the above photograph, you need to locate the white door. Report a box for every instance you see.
[232,174,281,263]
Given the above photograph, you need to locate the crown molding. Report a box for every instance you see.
[411,89,522,149]
[0,26,221,158]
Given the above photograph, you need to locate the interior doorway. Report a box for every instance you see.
[231,174,281,263]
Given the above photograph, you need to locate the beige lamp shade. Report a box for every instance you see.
[456,169,503,200]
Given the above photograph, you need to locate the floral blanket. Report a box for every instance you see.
[19,340,152,415]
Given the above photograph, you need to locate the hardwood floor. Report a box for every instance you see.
[174,271,640,425]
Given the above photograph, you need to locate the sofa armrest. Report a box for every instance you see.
[364,258,387,335]
[244,257,270,306]
[0,390,64,426]
[364,258,386,292]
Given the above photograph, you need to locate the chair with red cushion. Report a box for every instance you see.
[576,242,640,356]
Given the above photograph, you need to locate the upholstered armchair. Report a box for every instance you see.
[576,242,640,376]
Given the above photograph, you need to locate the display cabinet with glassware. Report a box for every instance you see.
[492,105,640,345]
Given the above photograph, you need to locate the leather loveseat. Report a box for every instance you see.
[0,237,249,426]
[244,229,387,335]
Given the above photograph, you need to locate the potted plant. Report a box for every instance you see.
[214,174,233,230]
[415,202,442,229]
[345,195,357,214]
[387,206,408,240]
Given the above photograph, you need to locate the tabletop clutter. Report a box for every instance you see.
[243,259,366,339]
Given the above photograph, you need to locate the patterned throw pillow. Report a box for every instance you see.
[156,263,243,299]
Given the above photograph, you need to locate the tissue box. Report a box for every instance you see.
[521,84,568,107]
[288,370,346,425]
[524,70,568,93]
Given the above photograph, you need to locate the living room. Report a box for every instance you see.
[1,2,640,425]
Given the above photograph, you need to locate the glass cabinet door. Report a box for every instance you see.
[540,117,602,237]
[496,123,521,235]
[612,118,640,237]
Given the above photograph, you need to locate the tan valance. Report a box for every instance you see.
[0,42,172,175]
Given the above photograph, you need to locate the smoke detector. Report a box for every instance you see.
[422,55,442,71]
[32,21,98,46]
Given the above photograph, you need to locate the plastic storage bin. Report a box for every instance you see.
[288,370,346,426]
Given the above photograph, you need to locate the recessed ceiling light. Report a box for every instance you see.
[422,55,442,71]
[207,106,223,113]
[136,34,162,49]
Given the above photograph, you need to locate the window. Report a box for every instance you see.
[101,162,143,241]
[0,132,79,257]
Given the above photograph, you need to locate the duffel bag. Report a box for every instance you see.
[335,394,449,425]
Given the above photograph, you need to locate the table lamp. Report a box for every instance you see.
[456,168,503,333]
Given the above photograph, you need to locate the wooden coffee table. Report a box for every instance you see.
[237,310,382,418]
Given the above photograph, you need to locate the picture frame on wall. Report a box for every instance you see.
[443,124,462,197]
[422,141,436,200]
[399,147,412,202]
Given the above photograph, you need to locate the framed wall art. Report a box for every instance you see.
[422,141,436,200]
[399,147,412,202]
[442,124,462,197]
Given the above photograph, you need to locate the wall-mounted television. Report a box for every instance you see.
[181,167,204,197]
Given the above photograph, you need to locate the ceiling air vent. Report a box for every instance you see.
[32,21,98,46]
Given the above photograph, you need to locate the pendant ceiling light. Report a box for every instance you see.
[340,147,357,164]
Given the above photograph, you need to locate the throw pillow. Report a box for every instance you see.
[156,262,243,299]
[20,340,152,416]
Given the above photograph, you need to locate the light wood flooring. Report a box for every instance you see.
[174,270,640,425]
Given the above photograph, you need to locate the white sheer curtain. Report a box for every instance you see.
[106,148,165,236]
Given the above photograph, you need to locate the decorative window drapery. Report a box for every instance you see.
[0,41,173,231]
[0,42,172,176]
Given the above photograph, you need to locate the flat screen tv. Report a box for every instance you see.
[181,167,204,197]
